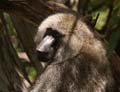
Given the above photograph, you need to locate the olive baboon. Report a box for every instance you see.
[31,13,116,92]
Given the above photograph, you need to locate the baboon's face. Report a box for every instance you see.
[35,13,94,62]
[36,28,64,61]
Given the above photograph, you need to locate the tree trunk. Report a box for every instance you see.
[0,14,30,92]
[11,15,43,74]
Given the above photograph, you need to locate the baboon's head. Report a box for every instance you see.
[35,13,106,62]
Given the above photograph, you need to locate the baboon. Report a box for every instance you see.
[31,13,116,92]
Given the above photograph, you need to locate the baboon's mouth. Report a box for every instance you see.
[37,51,50,62]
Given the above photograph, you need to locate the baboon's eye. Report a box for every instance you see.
[44,28,64,38]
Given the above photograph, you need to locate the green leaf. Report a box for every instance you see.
[108,30,120,56]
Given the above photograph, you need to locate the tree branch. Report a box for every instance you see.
[0,0,68,24]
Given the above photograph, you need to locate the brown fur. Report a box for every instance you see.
[31,13,115,92]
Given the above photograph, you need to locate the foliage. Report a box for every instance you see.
[89,0,120,56]
[26,66,37,81]
[1,0,120,81]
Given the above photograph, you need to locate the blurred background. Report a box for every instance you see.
[0,0,120,91]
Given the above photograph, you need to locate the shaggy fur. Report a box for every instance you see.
[31,13,115,92]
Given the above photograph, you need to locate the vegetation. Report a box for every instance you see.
[0,0,120,91]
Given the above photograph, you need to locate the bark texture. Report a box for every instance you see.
[0,15,30,92]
